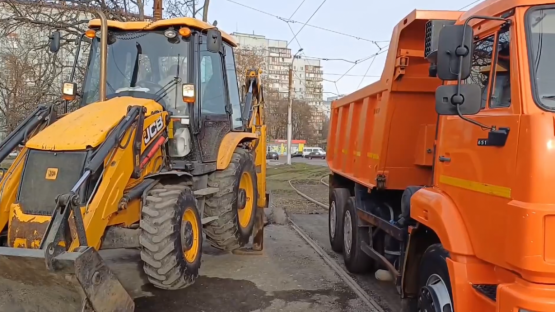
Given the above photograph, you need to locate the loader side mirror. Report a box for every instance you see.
[49,31,61,53]
[206,28,222,53]
[436,24,473,81]
[435,84,481,115]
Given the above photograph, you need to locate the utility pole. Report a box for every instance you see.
[153,0,163,21]
[286,48,303,165]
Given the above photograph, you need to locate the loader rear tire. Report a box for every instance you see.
[204,148,258,251]
[139,181,202,290]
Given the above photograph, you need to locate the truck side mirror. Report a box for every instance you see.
[435,84,482,115]
[436,25,473,81]
[49,31,61,53]
[206,28,222,53]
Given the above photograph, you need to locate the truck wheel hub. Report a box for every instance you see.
[418,286,440,312]
[182,221,194,250]
[238,189,247,209]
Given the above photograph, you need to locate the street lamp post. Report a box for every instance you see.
[287,48,303,165]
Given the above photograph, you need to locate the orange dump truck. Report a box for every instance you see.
[326,1,555,311]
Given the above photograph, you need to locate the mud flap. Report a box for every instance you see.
[0,246,134,312]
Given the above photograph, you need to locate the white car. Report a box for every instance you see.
[302,147,326,158]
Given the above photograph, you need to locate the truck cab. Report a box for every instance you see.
[325,1,555,311]
[428,2,555,310]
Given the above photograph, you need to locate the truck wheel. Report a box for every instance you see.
[140,181,202,290]
[342,197,373,273]
[417,244,454,312]
[205,148,258,251]
[329,188,350,253]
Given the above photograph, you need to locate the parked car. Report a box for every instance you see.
[307,151,326,159]
[266,151,279,160]
[302,147,326,158]
[291,151,303,158]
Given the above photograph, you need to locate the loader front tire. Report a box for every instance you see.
[204,148,258,251]
[140,181,202,290]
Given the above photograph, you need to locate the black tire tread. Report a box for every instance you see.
[418,243,454,310]
[343,197,373,274]
[204,148,256,251]
[329,188,350,253]
[140,181,199,290]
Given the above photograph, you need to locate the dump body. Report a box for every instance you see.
[327,10,462,190]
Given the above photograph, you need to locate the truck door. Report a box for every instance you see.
[434,25,519,264]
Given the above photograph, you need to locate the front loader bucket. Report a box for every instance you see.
[0,246,134,312]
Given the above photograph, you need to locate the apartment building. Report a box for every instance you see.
[232,32,325,136]
[322,95,345,118]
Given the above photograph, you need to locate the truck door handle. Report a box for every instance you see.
[439,156,451,162]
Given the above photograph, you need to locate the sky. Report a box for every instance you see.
[205,0,484,98]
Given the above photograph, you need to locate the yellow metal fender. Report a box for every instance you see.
[216,132,258,170]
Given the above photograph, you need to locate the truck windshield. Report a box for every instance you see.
[527,7,555,110]
[82,30,190,116]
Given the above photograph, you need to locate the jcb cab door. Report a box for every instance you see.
[197,39,233,163]
[434,26,518,265]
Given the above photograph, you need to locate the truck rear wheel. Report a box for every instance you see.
[417,244,454,312]
[329,187,350,253]
[139,181,202,290]
[204,148,258,251]
[342,197,373,273]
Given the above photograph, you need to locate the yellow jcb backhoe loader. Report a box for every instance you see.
[0,10,269,312]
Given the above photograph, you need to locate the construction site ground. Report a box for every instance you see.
[139,163,400,311]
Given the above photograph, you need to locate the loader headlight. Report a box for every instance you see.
[182,83,195,103]
[62,82,77,101]
[169,128,191,157]
[164,29,177,39]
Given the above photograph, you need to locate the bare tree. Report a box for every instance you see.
[0,32,60,133]
[0,0,154,137]
[164,0,208,20]
[234,46,266,89]
[233,46,316,142]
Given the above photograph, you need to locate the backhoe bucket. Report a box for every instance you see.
[0,246,134,312]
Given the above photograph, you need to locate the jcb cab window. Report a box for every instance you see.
[200,46,226,115]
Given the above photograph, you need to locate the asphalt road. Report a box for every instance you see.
[135,225,368,312]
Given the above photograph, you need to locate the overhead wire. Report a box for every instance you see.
[289,0,307,19]
[225,0,389,44]
[285,0,308,48]
[334,48,388,83]
[357,56,377,89]
[287,0,328,47]
[324,73,380,77]
[235,47,385,65]
[459,0,483,11]
[226,0,390,95]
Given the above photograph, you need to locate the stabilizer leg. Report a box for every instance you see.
[232,206,265,256]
